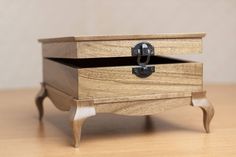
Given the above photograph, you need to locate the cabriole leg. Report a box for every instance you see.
[35,83,47,121]
[191,91,215,133]
[69,103,96,147]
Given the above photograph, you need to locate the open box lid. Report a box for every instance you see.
[39,32,205,59]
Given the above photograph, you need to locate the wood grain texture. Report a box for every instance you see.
[69,104,96,147]
[43,59,203,100]
[46,84,76,111]
[44,84,194,147]
[95,97,191,115]
[92,91,192,104]
[44,84,193,112]
[42,85,211,147]
[0,85,235,157]
[192,91,215,133]
[78,63,203,99]
[43,58,78,98]
[42,38,203,58]
[76,38,203,58]
[38,32,205,42]
[42,42,77,58]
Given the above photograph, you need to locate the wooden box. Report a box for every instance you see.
[36,33,214,147]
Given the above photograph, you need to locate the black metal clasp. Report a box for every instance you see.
[131,42,155,78]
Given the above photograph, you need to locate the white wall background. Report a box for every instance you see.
[0,0,236,89]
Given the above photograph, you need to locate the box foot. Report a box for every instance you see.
[191,91,215,133]
[35,83,47,121]
[69,104,96,147]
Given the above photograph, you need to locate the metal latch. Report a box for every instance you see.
[131,42,155,78]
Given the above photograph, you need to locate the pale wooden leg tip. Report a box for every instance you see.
[192,91,215,133]
[71,121,82,148]
[70,104,96,148]
[203,105,214,133]
[73,142,79,148]
[204,124,210,133]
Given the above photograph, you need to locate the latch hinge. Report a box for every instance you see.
[131,42,155,78]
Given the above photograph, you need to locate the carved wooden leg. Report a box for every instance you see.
[69,102,96,147]
[35,83,47,121]
[191,91,215,133]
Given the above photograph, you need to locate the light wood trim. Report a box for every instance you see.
[38,32,205,43]
[95,97,192,116]
[44,84,193,109]
[92,91,192,104]
[78,63,203,99]
[45,84,193,116]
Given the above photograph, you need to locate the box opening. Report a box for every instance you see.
[47,56,192,68]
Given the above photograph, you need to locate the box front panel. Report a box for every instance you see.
[77,38,202,58]
[78,63,203,99]
[41,38,202,59]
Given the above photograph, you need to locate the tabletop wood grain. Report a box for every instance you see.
[0,85,235,157]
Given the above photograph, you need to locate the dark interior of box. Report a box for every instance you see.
[48,56,191,68]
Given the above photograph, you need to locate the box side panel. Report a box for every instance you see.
[42,42,77,58]
[46,84,75,111]
[43,58,78,98]
[78,63,203,99]
[77,38,203,58]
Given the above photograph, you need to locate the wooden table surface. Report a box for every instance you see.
[0,85,235,157]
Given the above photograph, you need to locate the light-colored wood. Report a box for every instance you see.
[192,91,215,133]
[46,85,76,111]
[41,37,203,58]
[70,117,85,148]
[89,91,193,104]
[0,85,235,156]
[78,63,203,99]
[35,83,47,120]
[39,32,205,42]
[44,84,213,147]
[76,38,202,58]
[42,42,78,58]
[39,33,208,148]
[69,104,96,147]
[39,33,205,59]
[43,59,203,99]
[95,97,192,115]
[45,83,194,107]
[45,84,193,113]
[43,58,78,98]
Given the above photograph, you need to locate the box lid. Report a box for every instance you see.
[39,32,205,58]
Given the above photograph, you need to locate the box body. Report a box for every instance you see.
[40,33,205,100]
[43,59,203,99]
